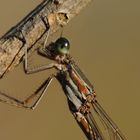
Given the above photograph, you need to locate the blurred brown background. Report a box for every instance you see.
[0,0,139,140]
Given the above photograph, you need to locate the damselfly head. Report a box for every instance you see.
[55,37,70,55]
[39,37,70,60]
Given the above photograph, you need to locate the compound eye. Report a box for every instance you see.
[58,44,69,55]
[55,37,70,55]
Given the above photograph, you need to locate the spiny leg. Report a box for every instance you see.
[0,75,54,109]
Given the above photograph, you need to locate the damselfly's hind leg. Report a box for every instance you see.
[0,75,54,109]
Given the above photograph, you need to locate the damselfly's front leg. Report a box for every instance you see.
[0,75,54,109]
[23,29,57,74]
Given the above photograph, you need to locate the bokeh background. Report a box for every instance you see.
[0,0,140,140]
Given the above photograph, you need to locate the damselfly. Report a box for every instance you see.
[0,31,126,140]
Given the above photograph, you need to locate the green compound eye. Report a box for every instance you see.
[57,43,69,55]
[55,37,70,55]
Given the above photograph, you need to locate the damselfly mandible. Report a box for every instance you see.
[0,31,127,140]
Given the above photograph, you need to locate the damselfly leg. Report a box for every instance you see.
[0,75,53,109]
